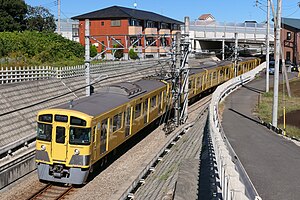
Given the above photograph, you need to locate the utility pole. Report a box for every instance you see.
[222,37,225,60]
[272,0,282,127]
[181,16,190,123]
[266,0,270,92]
[57,0,61,34]
[270,0,292,97]
[234,33,238,77]
[85,19,91,96]
[173,32,181,126]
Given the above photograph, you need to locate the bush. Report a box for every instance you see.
[112,44,123,60]
[0,31,85,66]
[129,48,139,60]
[90,45,98,58]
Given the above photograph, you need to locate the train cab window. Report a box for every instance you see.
[55,115,68,122]
[151,96,157,108]
[70,116,86,126]
[112,113,122,132]
[135,103,142,119]
[56,126,65,144]
[37,123,52,142]
[69,127,91,145]
[38,114,52,123]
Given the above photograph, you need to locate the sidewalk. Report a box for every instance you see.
[221,73,300,200]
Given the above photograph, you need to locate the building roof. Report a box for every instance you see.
[281,17,300,31]
[198,14,215,21]
[72,5,183,25]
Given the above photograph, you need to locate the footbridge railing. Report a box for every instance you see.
[209,62,266,200]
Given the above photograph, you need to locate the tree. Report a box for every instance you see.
[25,5,56,32]
[0,0,27,31]
[129,48,139,60]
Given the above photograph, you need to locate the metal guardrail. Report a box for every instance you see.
[209,62,266,200]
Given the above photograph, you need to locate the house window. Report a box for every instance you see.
[161,23,169,29]
[101,21,104,26]
[146,21,155,28]
[146,37,156,46]
[286,51,291,61]
[287,32,291,40]
[111,20,121,27]
[160,37,169,46]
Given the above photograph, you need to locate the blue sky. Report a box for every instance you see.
[25,0,300,23]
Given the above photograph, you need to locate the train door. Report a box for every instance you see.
[52,124,67,161]
[144,99,149,124]
[125,107,131,137]
[100,119,108,154]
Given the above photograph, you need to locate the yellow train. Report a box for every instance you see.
[35,57,260,184]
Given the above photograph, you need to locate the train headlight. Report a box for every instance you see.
[74,149,80,155]
[41,145,46,151]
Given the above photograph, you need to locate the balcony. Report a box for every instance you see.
[145,46,158,53]
[128,26,143,35]
[145,28,158,35]
[159,46,170,53]
[159,29,170,35]
[171,30,181,35]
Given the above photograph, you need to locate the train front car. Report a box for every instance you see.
[36,109,92,184]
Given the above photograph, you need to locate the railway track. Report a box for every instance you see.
[27,184,73,200]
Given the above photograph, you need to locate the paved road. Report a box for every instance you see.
[222,73,300,200]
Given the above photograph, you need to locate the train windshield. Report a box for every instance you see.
[69,127,91,145]
[37,123,52,142]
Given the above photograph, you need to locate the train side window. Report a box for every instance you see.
[100,119,108,153]
[151,95,157,108]
[112,113,122,132]
[92,126,96,142]
[101,119,108,136]
[197,77,201,86]
[135,103,142,119]
[188,79,192,89]
[213,72,217,79]
[225,68,229,75]
[158,93,162,113]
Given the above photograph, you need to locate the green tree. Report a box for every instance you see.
[90,45,98,58]
[129,48,139,60]
[112,44,124,60]
[25,5,56,32]
[0,0,27,31]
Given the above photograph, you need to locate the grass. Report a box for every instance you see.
[159,163,178,181]
[255,77,300,139]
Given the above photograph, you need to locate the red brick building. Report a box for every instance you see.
[72,6,183,59]
[281,17,300,65]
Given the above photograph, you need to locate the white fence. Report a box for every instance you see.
[209,62,266,199]
[0,59,160,84]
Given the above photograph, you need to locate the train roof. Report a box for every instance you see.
[57,79,166,117]
[189,57,257,75]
